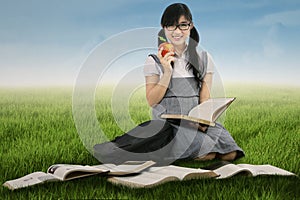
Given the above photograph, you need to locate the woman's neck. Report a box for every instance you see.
[174,43,187,57]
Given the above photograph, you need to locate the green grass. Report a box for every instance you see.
[1,84,299,199]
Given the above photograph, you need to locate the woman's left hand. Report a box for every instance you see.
[188,122,208,132]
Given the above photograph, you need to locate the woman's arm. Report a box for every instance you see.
[145,49,175,107]
[145,71,172,107]
[199,52,214,103]
[199,72,213,103]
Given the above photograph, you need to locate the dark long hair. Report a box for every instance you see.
[159,3,205,83]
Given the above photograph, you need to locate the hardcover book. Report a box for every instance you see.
[161,97,235,126]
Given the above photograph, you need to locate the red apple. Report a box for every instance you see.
[159,42,175,57]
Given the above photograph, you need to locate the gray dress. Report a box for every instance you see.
[145,52,245,160]
[152,77,245,160]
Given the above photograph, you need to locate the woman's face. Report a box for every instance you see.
[163,15,193,47]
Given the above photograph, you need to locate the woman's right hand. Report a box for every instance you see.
[158,47,175,73]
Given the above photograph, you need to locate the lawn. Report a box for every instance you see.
[0,83,299,199]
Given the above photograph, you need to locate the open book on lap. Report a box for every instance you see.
[161,97,236,126]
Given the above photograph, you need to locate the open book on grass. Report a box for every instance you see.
[108,165,218,188]
[203,161,297,179]
[108,162,296,188]
[3,161,155,190]
[161,97,235,126]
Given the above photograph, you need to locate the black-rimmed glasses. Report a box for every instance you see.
[166,23,191,31]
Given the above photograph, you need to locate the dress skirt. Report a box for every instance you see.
[152,77,245,160]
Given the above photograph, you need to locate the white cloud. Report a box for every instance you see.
[262,23,284,58]
[190,0,268,13]
[257,9,300,27]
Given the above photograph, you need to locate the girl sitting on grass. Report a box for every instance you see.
[144,3,245,161]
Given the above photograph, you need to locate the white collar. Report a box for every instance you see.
[174,44,188,59]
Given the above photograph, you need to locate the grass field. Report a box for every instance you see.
[1,83,299,199]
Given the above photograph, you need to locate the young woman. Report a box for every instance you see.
[144,3,244,161]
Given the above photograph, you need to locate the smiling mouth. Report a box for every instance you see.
[172,35,182,40]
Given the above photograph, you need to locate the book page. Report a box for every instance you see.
[213,164,253,179]
[3,172,58,190]
[108,171,179,188]
[148,165,217,180]
[188,98,235,122]
[215,164,296,179]
[108,161,155,175]
[236,164,296,176]
[94,161,156,176]
[47,164,108,181]
[93,164,117,171]
[108,165,217,188]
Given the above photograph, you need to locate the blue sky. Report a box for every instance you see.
[1,0,300,86]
